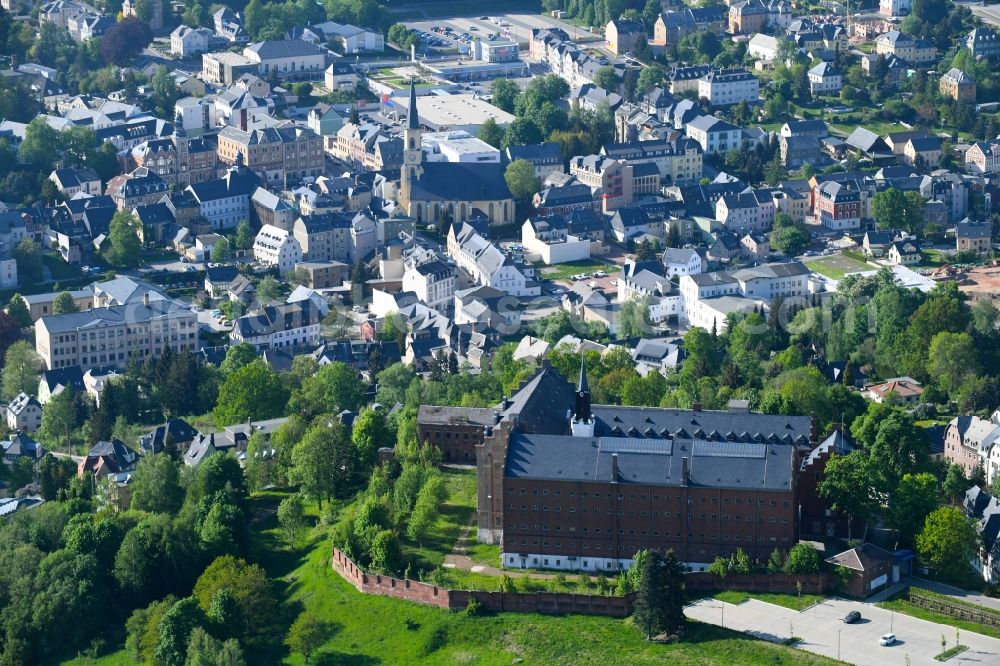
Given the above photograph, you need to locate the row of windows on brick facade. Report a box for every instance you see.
[508,536,790,549]
[507,487,790,506]
[506,505,790,523]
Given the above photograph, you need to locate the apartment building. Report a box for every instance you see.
[253,224,302,273]
[230,300,323,349]
[697,68,759,107]
[217,124,323,187]
[292,212,352,262]
[965,141,1000,175]
[35,299,198,371]
[874,30,936,64]
[686,116,743,155]
[600,137,703,184]
[243,40,327,80]
[185,162,261,230]
[401,258,456,313]
[815,181,862,230]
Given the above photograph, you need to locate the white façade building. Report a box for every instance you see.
[521,215,592,265]
[447,222,539,297]
[253,224,302,273]
[686,116,743,155]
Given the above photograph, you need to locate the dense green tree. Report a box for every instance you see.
[818,451,877,541]
[889,472,940,547]
[13,238,42,285]
[277,495,306,547]
[18,118,60,171]
[290,419,353,507]
[184,627,246,666]
[593,66,619,92]
[406,474,446,545]
[211,237,232,263]
[213,360,289,427]
[105,210,142,268]
[1,340,40,400]
[351,408,391,468]
[927,331,978,399]
[478,117,503,148]
[256,276,281,303]
[490,78,519,113]
[286,612,330,664]
[219,343,258,377]
[783,543,822,574]
[131,454,184,514]
[917,506,978,579]
[155,597,206,666]
[5,295,31,328]
[100,17,152,65]
[233,221,254,250]
[289,361,365,419]
[504,159,541,200]
[39,387,80,452]
[52,291,80,314]
[192,555,276,639]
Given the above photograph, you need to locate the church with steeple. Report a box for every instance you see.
[396,80,515,227]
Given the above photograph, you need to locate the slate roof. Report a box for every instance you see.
[505,430,795,489]
[233,300,322,338]
[138,418,199,454]
[245,39,326,59]
[3,432,45,460]
[408,162,511,202]
[825,543,895,571]
[206,265,241,284]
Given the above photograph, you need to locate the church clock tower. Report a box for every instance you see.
[400,79,423,211]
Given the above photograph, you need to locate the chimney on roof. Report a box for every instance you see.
[611,453,618,482]
[492,409,501,425]
[143,291,150,307]
[692,401,702,412]
[501,395,509,410]
[681,456,689,486]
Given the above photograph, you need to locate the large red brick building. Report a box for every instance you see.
[436,363,824,573]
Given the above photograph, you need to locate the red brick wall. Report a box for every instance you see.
[331,548,828,616]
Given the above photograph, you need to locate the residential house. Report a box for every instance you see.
[49,167,101,197]
[887,239,920,266]
[6,393,42,432]
[807,62,841,95]
[185,162,261,230]
[864,376,923,404]
[966,141,1000,175]
[401,258,456,313]
[447,222,539,297]
[964,486,1000,583]
[505,143,563,181]
[661,247,702,277]
[324,62,358,91]
[599,137,704,184]
[230,300,323,349]
[217,123,324,187]
[532,184,597,216]
[618,260,682,323]
[205,265,254,301]
[171,26,219,57]
[956,221,991,254]
[741,232,770,260]
[729,0,768,35]
[253,224,303,273]
[78,439,139,479]
[947,417,1000,479]
[3,432,46,465]
[815,181,862,230]
[940,68,976,102]
[105,167,169,210]
[966,26,1000,62]
[874,30,936,63]
[715,190,776,232]
[780,134,819,169]
[697,68,759,107]
[686,116,743,155]
[292,213,352,263]
[138,418,199,455]
[605,17,645,55]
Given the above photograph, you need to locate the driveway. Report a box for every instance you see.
[685,597,1000,666]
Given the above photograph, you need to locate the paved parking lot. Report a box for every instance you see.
[686,597,1000,666]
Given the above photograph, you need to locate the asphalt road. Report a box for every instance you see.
[686,596,1000,666]
[957,0,1000,27]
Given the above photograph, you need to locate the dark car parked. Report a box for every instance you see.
[843,610,861,624]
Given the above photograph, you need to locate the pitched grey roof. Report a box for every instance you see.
[246,39,326,59]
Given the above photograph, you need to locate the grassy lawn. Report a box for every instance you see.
[919,248,953,267]
[715,591,826,612]
[536,258,612,282]
[877,593,1000,641]
[42,253,84,281]
[253,493,842,665]
[465,541,501,567]
[827,121,910,138]
[66,489,841,665]
[401,468,477,570]
[804,254,872,280]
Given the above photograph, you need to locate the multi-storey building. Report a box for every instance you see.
[105,167,169,211]
[600,137,703,184]
[697,68,759,107]
[401,258,456,313]
[879,0,911,16]
[201,51,257,85]
[185,160,261,230]
[939,68,976,102]
[230,300,322,349]
[815,181,862,230]
[715,190,776,232]
[292,213,352,262]
[253,224,302,273]
[967,27,1000,61]
[242,40,327,80]
[686,116,742,155]
[35,299,198,371]
[568,157,637,212]
[130,120,218,187]
[446,222,539,297]
[217,123,323,187]
[874,30,936,64]
[467,364,810,572]
[417,405,494,463]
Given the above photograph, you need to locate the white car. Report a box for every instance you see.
[878,633,896,646]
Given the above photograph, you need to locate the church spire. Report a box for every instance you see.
[407,78,419,130]
[574,360,591,425]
